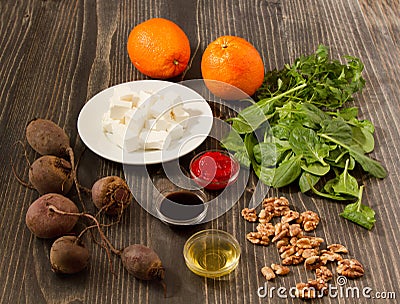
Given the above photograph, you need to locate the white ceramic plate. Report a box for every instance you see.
[77,80,213,165]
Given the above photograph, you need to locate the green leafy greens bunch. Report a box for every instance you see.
[222,45,387,230]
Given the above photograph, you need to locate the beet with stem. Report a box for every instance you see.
[25,118,84,209]
[29,155,73,195]
[37,202,167,296]
[25,193,79,238]
[91,176,132,216]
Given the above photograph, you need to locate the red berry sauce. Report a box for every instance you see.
[190,151,239,190]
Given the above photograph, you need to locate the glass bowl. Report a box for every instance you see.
[183,229,241,278]
[189,150,240,190]
[155,190,208,226]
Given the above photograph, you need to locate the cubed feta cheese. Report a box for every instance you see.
[154,117,172,131]
[109,96,132,120]
[125,108,146,136]
[140,130,171,150]
[103,87,188,152]
[108,123,127,148]
[123,129,143,152]
[137,90,157,113]
[159,110,175,123]
[113,86,134,101]
[172,104,189,116]
[149,97,174,118]
[122,107,137,124]
[167,123,185,140]
[145,117,171,131]
[171,106,190,128]
[130,92,141,107]
[102,112,120,133]
[145,119,156,130]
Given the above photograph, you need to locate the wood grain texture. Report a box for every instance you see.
[0,0,399,303]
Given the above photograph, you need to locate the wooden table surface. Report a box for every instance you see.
[1,0,399,303]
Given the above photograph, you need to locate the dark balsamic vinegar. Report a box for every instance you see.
[159,191,205,222]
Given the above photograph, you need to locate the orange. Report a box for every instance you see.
[201,36,265,100]
[127,18,191,79]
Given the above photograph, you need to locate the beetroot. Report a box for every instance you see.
[29,155,73,195]
[25,193,79,238]
[91,176,132,215]
[25,118,84,209]
[50,235,90,274]
[26,118,70,157]
[121,244,165,281]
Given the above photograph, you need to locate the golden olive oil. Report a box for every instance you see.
[185,235,240,277]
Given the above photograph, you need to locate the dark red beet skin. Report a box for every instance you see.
[26,118,70,157]
[29,155,73,195]
[121,244,165,281]
[50,236,90,274]
[25,193,79,238]
[91,176,132,215]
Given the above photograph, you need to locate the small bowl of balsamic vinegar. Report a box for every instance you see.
[183,229,241,278]
[156,190,208,226]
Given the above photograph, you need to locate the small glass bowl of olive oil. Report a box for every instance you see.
[183,229,241,278]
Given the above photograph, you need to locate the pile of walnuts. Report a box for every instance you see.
[242,197,365,299]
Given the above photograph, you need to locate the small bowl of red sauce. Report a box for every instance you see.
[189,150,240,190]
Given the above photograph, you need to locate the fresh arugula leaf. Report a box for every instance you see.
[279,45,366,109]
[258,167,275,185]
[299,103,330,126]
[323,176,340,195]
[271,121,293,140]
[325,148,355,169]
[355,119,374,134]
[243,133,261,171]
[306,175,352,201]
[340,186,376,230]
[221,129,251,167]
[344,56,366,94]
[229,117,258,135]
[232,83,307,133]
[244,133,258,158]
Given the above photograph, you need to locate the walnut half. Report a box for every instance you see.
[327,243,349,254]
[246,232,270,246]
[337,258,365,278]
[300,210,320,231]
[316,266,333,282]
[271,263,290,275]
[295,282,316,299]
[241,208,258,222]
[261,266,276,281]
